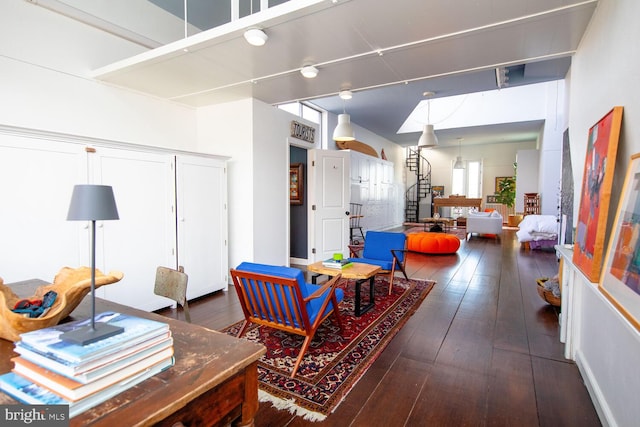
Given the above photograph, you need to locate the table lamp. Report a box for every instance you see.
[60,184,124,345]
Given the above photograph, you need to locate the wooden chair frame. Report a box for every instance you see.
[230,269,343,378]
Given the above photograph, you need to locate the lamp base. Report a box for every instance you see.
[60,322,124,346]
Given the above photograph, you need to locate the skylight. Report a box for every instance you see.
[398,82,554,135]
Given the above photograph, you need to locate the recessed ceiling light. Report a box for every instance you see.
[300,65,319,79]
[339,90,352,100]
[244,28,268,46]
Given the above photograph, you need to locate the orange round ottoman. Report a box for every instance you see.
[407,233,460,254]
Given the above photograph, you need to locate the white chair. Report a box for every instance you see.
[466,211,503,240]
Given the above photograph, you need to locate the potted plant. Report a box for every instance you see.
[495,176,515,208]
[496,163,521,226]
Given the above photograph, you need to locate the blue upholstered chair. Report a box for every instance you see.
[348,231,408,295]
[230,262,344,378]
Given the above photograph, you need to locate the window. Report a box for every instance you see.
[452,159,482,198]
[277,101,324,144]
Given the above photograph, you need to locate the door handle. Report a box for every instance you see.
[345,211,350,216]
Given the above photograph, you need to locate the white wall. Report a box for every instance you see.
[251,101,296,265]
[196,100,254,270]
[515,149,540,212]
[426,140,536,200]
[537,80,566,215]
[0,2,197,151]
[197,99,319,269]
[566,0,640,426]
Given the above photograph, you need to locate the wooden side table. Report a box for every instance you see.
[307,262,381,316]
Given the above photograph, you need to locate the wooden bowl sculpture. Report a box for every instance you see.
[0,266,124,342]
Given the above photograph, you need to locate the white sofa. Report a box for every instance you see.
[466,210,503,240]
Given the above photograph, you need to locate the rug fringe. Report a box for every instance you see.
[259,389,326,422]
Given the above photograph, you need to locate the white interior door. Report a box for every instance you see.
[309,149,350,262]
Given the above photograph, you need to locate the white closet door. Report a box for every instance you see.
[0,135,85,283]
[176,155,227,299]
[91,147,176,311]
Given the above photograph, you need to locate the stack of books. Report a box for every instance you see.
[0,312,174,417]
[322,258,353,269]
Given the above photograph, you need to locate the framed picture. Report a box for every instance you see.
[495,177,510,193]
[487,195,499,204]
[573,106,623,282]
[432,185,444,197]
[599,153,640,331]
[289,163,304,205]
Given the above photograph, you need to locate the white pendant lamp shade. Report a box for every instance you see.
[244,28,268,46]
[418,124,438,148]
[453,156,465,169]
[333,113,355,141]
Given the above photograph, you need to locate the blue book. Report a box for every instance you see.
[18,312,170,364]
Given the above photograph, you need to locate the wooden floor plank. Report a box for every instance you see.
[351,356,431,427]
[156,229,601,427]
[532,356,601,427]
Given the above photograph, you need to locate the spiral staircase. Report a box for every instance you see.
[404,147,432,223]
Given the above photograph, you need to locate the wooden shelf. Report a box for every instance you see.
[524,193,540,215]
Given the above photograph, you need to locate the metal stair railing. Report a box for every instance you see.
[404,147,432,223]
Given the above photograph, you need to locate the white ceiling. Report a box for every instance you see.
[85,0,598,147]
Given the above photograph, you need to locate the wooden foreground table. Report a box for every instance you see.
[0,280,265,427]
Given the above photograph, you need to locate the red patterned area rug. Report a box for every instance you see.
[221,276,434,422]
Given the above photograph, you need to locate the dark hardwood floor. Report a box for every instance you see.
[157,229,601,427]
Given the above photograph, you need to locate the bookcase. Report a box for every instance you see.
[524,193,540,215]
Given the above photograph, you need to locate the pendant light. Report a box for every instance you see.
[333,114,355,141]
[418,92,438,148]
[453,138,465,169]
[333,89,355,141]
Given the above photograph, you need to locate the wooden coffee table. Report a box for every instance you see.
[307,261,381,317]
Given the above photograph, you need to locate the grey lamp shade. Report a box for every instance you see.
[67,185,119,221]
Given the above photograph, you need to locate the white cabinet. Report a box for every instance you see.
[0,130,228,312]
[90,147,177,311]
[176,155,228,299]
[91,149,228,311]
[0,135,85,283]
[348,150,395,231]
